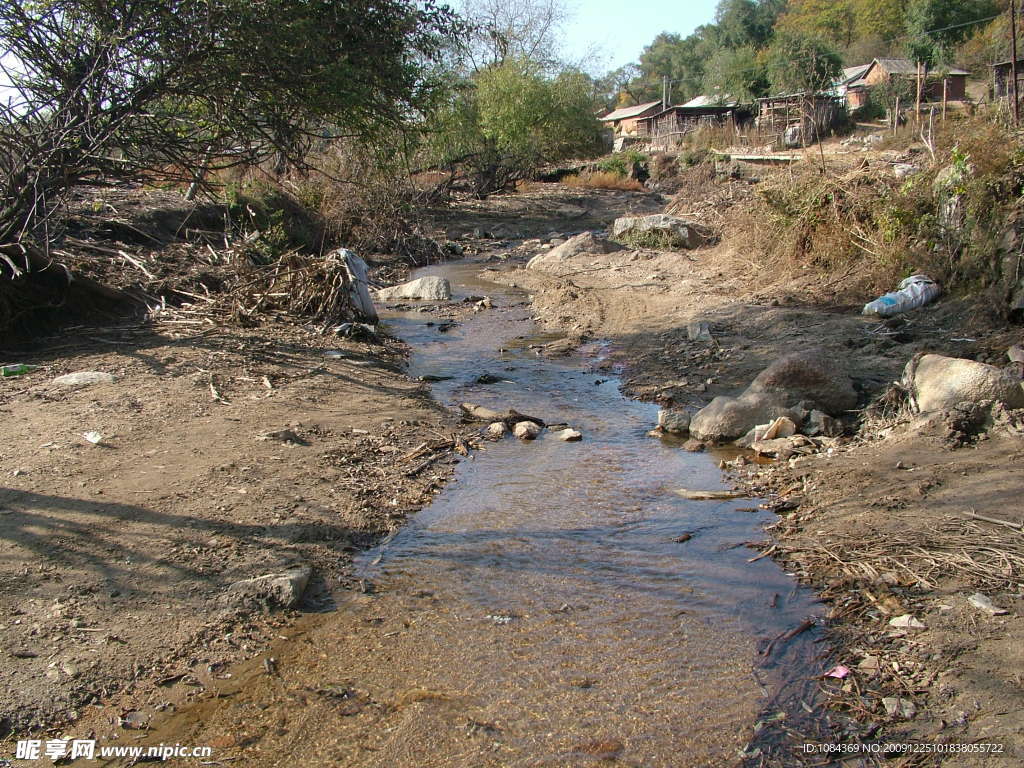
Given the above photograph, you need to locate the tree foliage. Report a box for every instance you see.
[905,0,999,67]
[702,46,768,102]
[767,30,843,94]
[424,58,604,196]
[0,0,459,246]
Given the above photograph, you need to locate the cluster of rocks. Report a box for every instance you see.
[460,402,582,443]
[687,347,855,445]
[524,214,709,276]
[653,345,1024,459]
[840,133,886,149]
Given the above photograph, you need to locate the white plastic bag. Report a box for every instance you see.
[862,274,940,317]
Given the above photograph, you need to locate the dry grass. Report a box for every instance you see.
[561,171,644,191]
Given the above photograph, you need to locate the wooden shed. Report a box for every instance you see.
[755,93,844,144]
[993,60,1024,101]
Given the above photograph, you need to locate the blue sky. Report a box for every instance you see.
[562,0,719,72]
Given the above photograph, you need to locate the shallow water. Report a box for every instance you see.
[341,261,828,765]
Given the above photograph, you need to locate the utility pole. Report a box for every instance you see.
[662,75,668,109]
[1012,0,1020,124]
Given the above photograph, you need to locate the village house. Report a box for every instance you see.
[841,58,968,111]
[835,64,871,111]
[598,100,663,147]
[633,96,743,149]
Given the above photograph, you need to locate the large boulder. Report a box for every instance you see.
[689,392,804,442]
[527,232,623,271]
[375,276,451,301]
[610,214,705,249]
[907,354,1024,412]
[746,348,857,415]
[689,348,856,441]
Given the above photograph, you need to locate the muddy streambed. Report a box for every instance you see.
[95,262,830,767]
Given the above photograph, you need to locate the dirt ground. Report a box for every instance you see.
[475,165,1024,762]
[0,315,477,736]
[2,147,1022,765]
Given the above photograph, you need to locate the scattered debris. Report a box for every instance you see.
[888,614,925,630]
[674,488,747,500]
[1,364,34,377]
[258,429,310,446]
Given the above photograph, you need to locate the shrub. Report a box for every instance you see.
[596,150,649,177]
[561,172,645,191]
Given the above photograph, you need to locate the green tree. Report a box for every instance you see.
[852,0,905,42]
[715,0,780,48]
[767,30,843,94]
[633,28,717,104]
[778,0,857,48]
[425,59,604,195]
[905,0,998,67]
[702,46,769,101]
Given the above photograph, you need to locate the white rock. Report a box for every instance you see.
[51,371,116,389]
[224,565,311,609]
[893,163,920,179]
[557,428,582,441]
[888,613,925,629]
[527,232,623,271]
[513,421,541,440]
[610,214,705,249]
[657,409,691,434]
[375,276,452,301]
[882,696,916,719]
[486,422,508,439]
[967,592,1008,615]
[687,321,713,342]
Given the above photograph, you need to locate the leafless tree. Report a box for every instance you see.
[456,0,569,71]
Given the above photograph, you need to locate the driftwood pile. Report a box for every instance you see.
[0,186,378,339]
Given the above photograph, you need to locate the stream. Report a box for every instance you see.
[125,259,830,767]
[344,260,829,765]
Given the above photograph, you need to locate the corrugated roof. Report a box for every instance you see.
[873,58,968,76]
[839,64,870,84]
[681,94,737,108]
[598,100,662,121]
